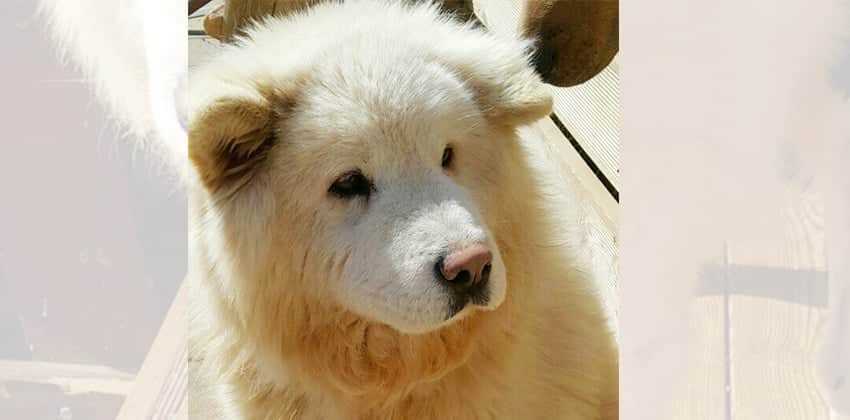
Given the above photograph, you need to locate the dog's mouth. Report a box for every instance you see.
[445,275,492,321]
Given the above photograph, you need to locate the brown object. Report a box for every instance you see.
[521,0,618,87]
[201,0,618,86]
[202,5,225,39]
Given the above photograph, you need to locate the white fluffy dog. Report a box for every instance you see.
[187,1,617,419]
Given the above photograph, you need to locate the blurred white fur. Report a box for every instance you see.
[39,0,187,180]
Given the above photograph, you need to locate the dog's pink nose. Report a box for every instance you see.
[439,244,493,286]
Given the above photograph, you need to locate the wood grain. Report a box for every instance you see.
[115,281,188,420]
[723,187,831,419]
[669,296,728,419]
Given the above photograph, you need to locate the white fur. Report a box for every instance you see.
[39,0,187,180]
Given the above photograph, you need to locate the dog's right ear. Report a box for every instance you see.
[188,85,289,196]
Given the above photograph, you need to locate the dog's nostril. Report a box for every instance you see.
[454,270,472,285]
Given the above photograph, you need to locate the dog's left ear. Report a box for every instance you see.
[435,33,553,127]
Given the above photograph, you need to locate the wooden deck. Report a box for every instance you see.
[127,2,842,420]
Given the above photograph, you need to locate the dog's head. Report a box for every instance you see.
[189,1,551,393]
[190,1,551,335]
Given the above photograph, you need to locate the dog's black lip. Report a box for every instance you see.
[443,275,491,320]
[446,294,469,320]
[469,282,490,306]
[468,273,490,304]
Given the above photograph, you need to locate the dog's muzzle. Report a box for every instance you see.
[434,243,493,319]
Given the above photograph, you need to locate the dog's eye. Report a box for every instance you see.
[329,170,373,198]
[441,146,454,168]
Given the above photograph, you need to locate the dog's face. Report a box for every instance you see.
[189,3,551,341]
[281,49,511,333]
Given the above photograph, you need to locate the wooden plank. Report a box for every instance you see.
[475,0,621,193]
[115,280,188,420]
[550,63,620,191]
[0,361,134,396]
[722,188,831,419]
[729,296,829,419]
[669,296,727,420]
